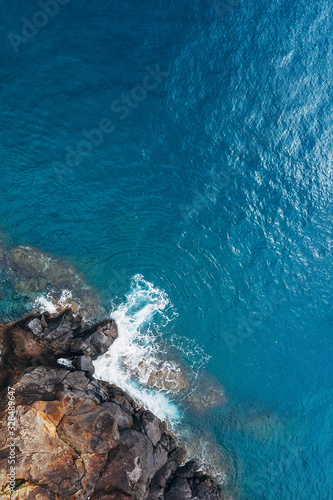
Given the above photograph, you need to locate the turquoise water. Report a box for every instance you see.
[2,0,333,497]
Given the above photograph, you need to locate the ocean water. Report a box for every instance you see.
[1,0,333,497]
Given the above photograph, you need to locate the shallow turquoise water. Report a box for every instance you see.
[1,0,333,497]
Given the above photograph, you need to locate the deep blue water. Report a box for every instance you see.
[1,0,333,497]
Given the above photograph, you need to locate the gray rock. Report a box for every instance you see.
[63,370,90,391]
[102,401,133,429]
[95,429,155,499]
[27,318,43,335]
[165,478,193,499]
[140,409,163,446]
[73,355,95,376]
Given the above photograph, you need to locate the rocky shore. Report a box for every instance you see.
[0,309,224,499]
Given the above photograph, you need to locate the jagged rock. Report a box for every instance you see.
[0,311,117,397]
[146,447,185,500]
[0,484,56,499]
[165,477,193,499]
[89,320,118,355]
[58,405,120,454]
[95,429,155,498]
[165,460,225,500]
[102,402,133,430]
[0,312,225,499]
[27,317,43,335]
[140,409,163,446]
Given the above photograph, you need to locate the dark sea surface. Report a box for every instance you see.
[1,0,333,497]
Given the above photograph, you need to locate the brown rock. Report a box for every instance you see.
[5,485,56,499]
[78,453,109,499]
[58,405,120,454]
[13,406,83,497]
[32,399,73,426]
[12,327,44,361]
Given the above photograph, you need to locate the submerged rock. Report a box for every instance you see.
[0,311,225,500]
[8,245,82,285]
[227,405,288,441]
[0,243,105,322]
[134,359,190,392]
[0,244,6,264]
[13,277,48,295]
[185,373,228,411]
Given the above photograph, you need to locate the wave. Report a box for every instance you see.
[34,289,75,315]
[93,274,181,422]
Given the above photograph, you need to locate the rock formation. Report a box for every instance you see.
[0,310,224,499]
[0,244,104,323]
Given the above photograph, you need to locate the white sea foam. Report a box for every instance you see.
[34,289,74,315]
[93,275,182,422]
[57,357,74,369]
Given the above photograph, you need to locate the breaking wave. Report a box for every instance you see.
[93,275,182,421]
[93,274,210,423]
